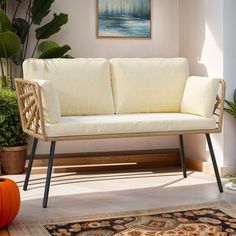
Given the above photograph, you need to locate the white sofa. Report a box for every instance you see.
[15,58,225,208]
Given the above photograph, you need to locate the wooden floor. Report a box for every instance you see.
[2,167,235,227]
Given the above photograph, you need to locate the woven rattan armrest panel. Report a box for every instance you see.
[213,79,226,133]
[15,79,47,141]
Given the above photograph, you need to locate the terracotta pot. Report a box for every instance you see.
[0,145,27,174]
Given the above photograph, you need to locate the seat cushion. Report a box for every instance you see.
[23,58,115,116]
[181,76,220,118]
[110,58,189,114]
[34,80,61,124]
[45,113,217,137]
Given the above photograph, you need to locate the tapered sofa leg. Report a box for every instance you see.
[206,133,223,193]
[23,138,38,191]
[43,141,56,208]
[179,135,187,178]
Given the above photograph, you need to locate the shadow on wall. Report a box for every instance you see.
[179,0,224,164]
[179,0,208,76]
[179,0,223,77]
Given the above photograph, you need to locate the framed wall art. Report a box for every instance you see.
[97,0,152,38]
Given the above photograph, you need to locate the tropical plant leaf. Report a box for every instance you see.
[224,107,236,115]
[12,18,29,44]
[0,0,7,5]
[12,53,23,66]
[225,99,236,113]
[61,54,74,59]
[0,31,21,58]
[234,89,236,105]
[38,45,71,59]
[0,9,12,32]
[35,13,68,40]
[224,108,236,119]
[30,0,54,25]
[37,40,59,54]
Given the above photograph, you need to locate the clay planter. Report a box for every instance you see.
[1,145,27,174]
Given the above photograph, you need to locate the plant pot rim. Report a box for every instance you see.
[1,145,27,152]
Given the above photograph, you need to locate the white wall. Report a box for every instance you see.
[43,0,179,58]
[179,0,223,84]
[10,0,180,154]
[179,0,236,170]
[179,0,224,164]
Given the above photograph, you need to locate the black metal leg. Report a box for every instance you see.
[43,141,56,208]
[206,133,223,193]
[179,135,187,178]
[23,138,38,191]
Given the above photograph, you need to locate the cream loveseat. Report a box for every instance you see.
[15,58,225,208]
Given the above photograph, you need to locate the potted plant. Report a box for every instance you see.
[1,0,72,76]
[0,8,22,88]
[224,89,236,190]
[0,0,72,174]
[8,0,72,74]
[0,6,27,174]
[0,89,28,174]
[224,89,236,119]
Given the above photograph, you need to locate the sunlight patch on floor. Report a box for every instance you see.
[5,171,220,201]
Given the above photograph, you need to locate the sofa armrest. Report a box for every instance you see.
[181,77,226,133]
[214,80,226,132]
[15,78,47,141]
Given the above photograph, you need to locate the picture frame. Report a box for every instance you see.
[97,0,152,39]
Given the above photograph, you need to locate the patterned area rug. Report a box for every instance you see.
[8,201,236,236]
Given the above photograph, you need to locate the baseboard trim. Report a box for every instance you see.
[186,158,203,172]
[186,158,233,177]
[28,149,181,174]
[202,162,236,177]
[27,149,229,176]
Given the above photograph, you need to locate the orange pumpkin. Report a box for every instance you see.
[0,178,20,228]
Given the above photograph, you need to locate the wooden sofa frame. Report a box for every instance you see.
[15,78,226,208]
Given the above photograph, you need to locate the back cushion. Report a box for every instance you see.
[23,59,115,116]
[110,58,189,114]
[34,80,61,124]
[181,76,220,118]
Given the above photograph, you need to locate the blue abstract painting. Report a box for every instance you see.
[97,0,151,38]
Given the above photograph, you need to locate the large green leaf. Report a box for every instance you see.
[0,31,21,58]
[225,99,236,113]
[38,45,71,59]
[61,54,74,59]
[35,13,68,40]
[30,0,54,25]
[224,108,236,119]
[0,0,7,5]
[12,18,29,43]
[12,53,23,66]
[37,40,59,54]
[234,89,236,105]
[0,9,12,32]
